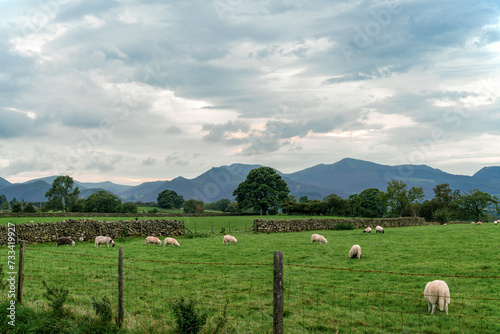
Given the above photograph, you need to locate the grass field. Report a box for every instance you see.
[1,218,499,333]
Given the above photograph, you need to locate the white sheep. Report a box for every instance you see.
[79,236,84,242]
[145,236,162,245]
[495,220,498,225]
[375,226,384,233]
[349,244,362,259]
[471,222,475,224]
[95,236,115,248]
[363,227,372,233]
[476,221,483,226]
[424,280,450,315]
[223,235,237,245]
[311,234,328,244]
[164,237,180,247]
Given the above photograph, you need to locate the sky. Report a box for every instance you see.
[1,0,500,185]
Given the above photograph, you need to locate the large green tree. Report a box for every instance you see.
[84,190,123,213]
[457,188,499,222]
[357,188,387,218]
[45,175,81,212]
[433,183,460,210]
[183,199,204,213]
[157,190,184,209]
[323,193,346,216]
[233,167,290,215]
[385,179,424,217]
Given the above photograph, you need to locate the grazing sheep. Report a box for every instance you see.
[471,222,475,224]
[424,280,450,315]
[363,227,372,233]
[57,237,75,246]
[349,244,362,259]
[164,237,180,247]
[145,236,162,245]
[95,236,115,248]
[476,221,483,225]
[375,226,384,233]
[79,236,84,242]
[311,234,328,244]
[495,220,498,225]
[223,235,238,245]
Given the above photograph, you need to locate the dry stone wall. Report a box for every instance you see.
[0,219,184,244]
[253,217,427,233]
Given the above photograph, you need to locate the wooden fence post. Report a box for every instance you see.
[211,221,214,234]
[273,251,284,334]
[229,221,231,233]
[118,246,124,328]
[17,240,25,305]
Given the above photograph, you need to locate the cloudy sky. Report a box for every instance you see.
[1,0,500,185]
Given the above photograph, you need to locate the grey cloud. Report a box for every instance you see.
[202,120,250,143]
[0,108,39,138]
[164,126,183,135]
[165,152,189,167]
[142,157,156,166]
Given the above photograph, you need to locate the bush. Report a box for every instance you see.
[169,297,207,334]
[92,296,113,324]
[433,208,452,224]
[42,280,69,316]
[335,222,354,230]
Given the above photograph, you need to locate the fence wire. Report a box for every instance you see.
[1,246,499,333]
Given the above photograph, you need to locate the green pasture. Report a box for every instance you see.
[1,219,499,333]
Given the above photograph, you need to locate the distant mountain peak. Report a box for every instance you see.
[0,176,12,188]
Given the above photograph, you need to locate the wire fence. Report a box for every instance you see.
[2,244,500,333]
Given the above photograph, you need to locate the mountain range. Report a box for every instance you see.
[1,158,499,204]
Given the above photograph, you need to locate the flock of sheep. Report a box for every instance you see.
[471,220,498,225]
[54,221,472,317]
[309,225,386,259]
[311,225,451,316]
[143,234,238,246]
[56,235,116,248]
[55,234,239,248]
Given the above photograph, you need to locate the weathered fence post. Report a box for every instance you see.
[118,246,124,328]
[17,240,25,305]
[245,222,247,232]
[211,221,214,234]
[273,251,284,334]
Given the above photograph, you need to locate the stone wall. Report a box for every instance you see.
[252,217,428,233]
[0,219,184,244]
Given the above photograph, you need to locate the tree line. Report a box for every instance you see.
[1,176,139,214]
[159,166,500,222]
[2,169,499,222]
